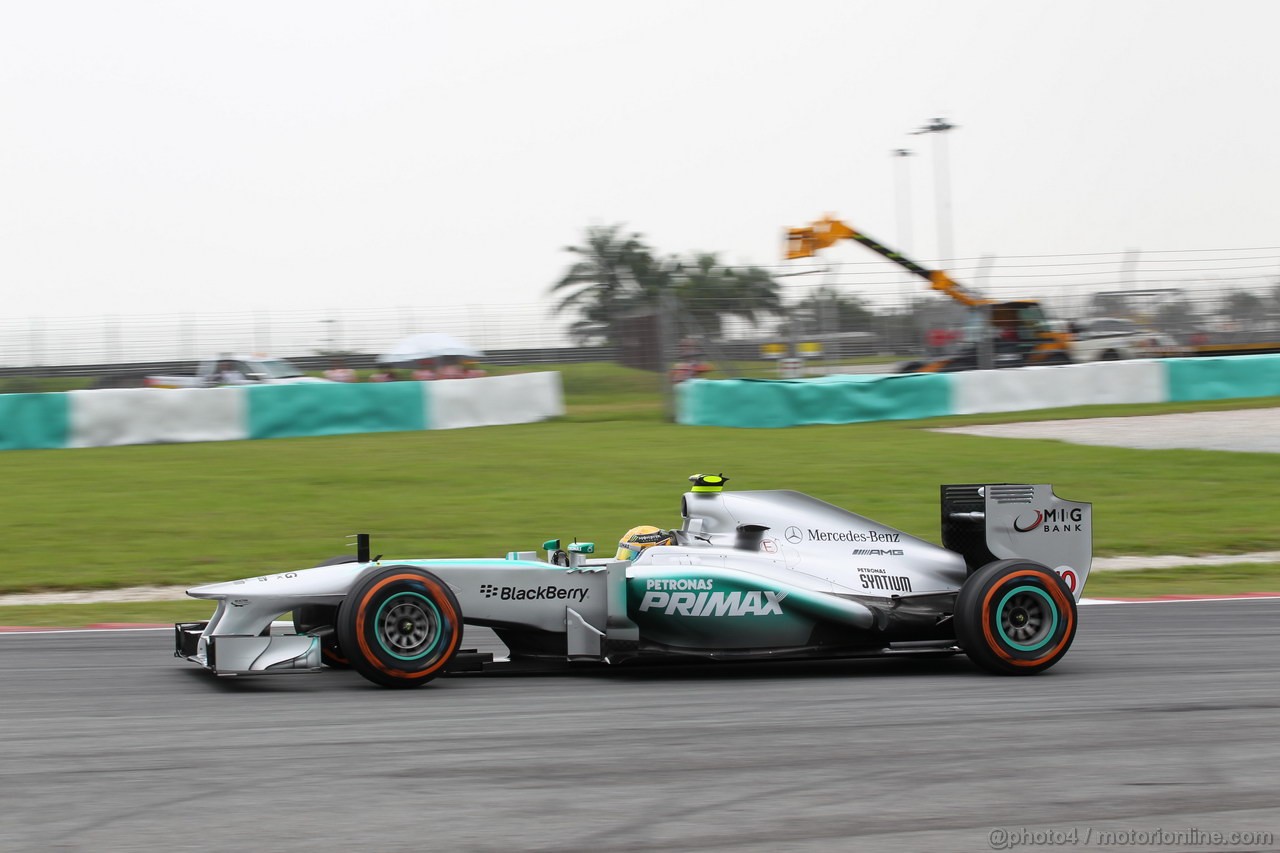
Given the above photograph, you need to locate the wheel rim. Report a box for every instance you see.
[374,592,443,661]
[995,585,1058,652]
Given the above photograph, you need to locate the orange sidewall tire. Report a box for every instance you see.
[955,559,1078,676]
[338,567,463,688]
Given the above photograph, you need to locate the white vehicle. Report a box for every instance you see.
[1067,318,1177,362]
[145,356,331,388]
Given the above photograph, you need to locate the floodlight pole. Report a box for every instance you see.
[893,148,915,316]
[912,117,958,266]
[658,285,677,422]
[892,148,914,256]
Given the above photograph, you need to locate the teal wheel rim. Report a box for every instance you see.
[374,591,443,661]
[995,584,1058,653]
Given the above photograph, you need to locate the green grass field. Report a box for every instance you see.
[0,600,213,627]
[3,363,1278,604]
[1085,563,1280,597]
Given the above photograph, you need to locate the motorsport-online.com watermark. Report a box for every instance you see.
[989,826,1273,849]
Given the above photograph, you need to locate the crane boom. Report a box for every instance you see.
[786,215,988,307]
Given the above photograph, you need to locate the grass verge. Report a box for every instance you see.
[8,413,1280,593]
[1086,563,1280,598]
[0,600,214,627]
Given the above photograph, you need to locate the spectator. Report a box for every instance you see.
[437,359,464,379]
[411,359,437,381]
[368,367,399,382]
[324,359,357,383]
[463,359,487,378]
[670,337,711,383]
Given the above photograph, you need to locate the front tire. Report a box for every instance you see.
[954,559,1077,675]
[337,566,463,688]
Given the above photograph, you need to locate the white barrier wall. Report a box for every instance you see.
[52,372,564,450]
[428,372,565,430]
[68,387,248,448]
[7,359,1272,448]
[950,360,1168,415]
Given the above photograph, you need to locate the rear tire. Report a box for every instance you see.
[954,559,1077,675]
[337,566,463,688]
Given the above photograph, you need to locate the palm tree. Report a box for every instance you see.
[551,229,782,355]
[674,254,782,339]
[550,225,658,345]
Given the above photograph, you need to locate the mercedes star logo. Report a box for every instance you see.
[784,526,803,544]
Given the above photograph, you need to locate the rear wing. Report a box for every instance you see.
[941,484,1093,600]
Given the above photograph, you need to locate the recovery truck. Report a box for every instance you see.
[785,216,1074,372]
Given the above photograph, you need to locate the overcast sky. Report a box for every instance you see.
[3,1,1278,320]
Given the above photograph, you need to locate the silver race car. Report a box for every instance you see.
[174,475,1092,688]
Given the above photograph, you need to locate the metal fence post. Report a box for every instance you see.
[658,288,676,421]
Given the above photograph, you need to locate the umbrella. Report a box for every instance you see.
[377,333,484,365]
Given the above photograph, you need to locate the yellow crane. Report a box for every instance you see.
[787,216,988,307]
[785,215,1074,371]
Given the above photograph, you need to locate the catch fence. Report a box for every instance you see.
[3,245,1277,378]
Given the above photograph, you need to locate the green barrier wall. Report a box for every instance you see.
[0,392,70,450]
[676,374,953,428]
[1165,354,1280,402]
[247,382,427,440]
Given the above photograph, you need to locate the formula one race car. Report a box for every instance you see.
[174,475,1092,688]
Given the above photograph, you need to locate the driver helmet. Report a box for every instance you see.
[616,525,673,561]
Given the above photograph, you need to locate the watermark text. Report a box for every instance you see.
[988,826,1272,849]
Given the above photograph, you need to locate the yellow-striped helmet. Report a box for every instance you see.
[616,525,673,561]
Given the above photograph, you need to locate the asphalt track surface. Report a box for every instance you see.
[3,601,1279,853]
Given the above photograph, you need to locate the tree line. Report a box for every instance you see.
[550,224,878,348]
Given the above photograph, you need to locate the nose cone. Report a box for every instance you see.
[186,580,244,599]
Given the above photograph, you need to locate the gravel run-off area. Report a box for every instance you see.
[934,407,1280,453]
